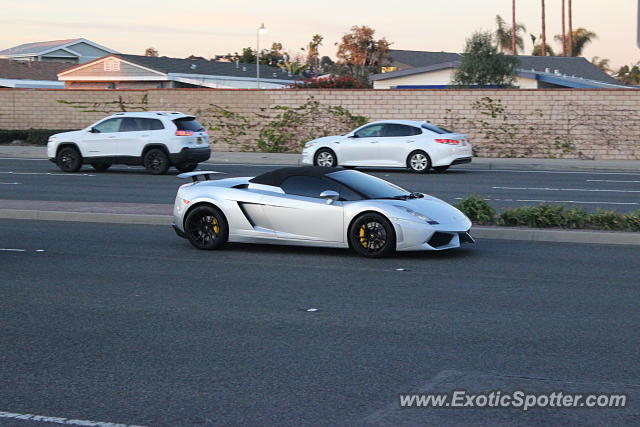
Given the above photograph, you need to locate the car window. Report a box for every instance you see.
[384,124,419,137]
[354,124,384,138]
[92,118,123,133]
[327,170,410,199]
[421,123,453,134]
[281,176,340,199]
[174,117,205,132]
[121,118,165,132]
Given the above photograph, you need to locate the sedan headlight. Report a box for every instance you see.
[394,205,439,224]
[304,141,316,148]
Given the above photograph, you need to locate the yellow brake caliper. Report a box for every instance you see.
[359,225,368,248]
[212,217,220,235]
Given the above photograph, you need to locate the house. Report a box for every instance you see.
[0,59,67,88]
[370,49,628,89]
[58,54,300,89]
[0,38,117,64]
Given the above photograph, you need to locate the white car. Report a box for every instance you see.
[301,120,472,173]
[47,111,211,174]
[172,166,473,258]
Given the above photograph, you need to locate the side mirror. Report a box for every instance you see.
[89,127,98,133]
[319,190,339,205]
[348,134,358,138]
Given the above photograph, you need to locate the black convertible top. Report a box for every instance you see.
[249,166,337,187]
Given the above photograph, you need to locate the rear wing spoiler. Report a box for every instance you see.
[177,171,224,183]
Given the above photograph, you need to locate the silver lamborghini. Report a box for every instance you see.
[172,167,474,257]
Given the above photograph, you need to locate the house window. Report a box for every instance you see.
[104,58,120,72]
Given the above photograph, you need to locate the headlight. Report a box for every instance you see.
[394,205,439,224]
[304,141,316,148]
[48,136,57,143]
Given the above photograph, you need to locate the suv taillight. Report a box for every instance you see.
[175,130,194,136]
[435,139,460,145]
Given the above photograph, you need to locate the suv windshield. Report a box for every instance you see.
[421,123,453,134]
[174,117,205,132]
[327,170,411,199]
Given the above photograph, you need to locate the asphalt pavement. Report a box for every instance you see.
[1,220,638,426]
[1,158,639,213]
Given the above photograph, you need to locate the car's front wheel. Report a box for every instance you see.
[407,150,431,174]
[314,149,337,167]
[185,205,229,250]
[176,163,198,173]
[56,147,82,173]
[143,149,170,175]
[348,213,396,258]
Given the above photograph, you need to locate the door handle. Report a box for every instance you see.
[141,134,150,137]
[406,140,414,143]
[108,136,116,138]
[370,140,379,144]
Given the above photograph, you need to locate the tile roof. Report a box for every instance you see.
[386,49,619,85]
[0,39,82,56]
[116,54,299,80]
[0,59,72,80]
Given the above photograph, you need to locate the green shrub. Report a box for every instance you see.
[563,208,591,229]
[498,204,565,228]
[590,209,628,230]
[455,195,496,224]
[626,210,640,232]
[0,129,74,146]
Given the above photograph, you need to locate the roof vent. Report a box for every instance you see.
[554,69,560,75]
[242,66,247,72]
[272,72,277,77]
[545,67,550,73]
[235,60,239,68]
[190,64,197,70]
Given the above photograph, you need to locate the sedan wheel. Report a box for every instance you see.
[56,147,82,173]
[349,213,396,258]
[407,151,431,173]
[185,206,229,250]
[314,149,337,167]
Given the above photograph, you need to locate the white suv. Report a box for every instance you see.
[47,112,211,174]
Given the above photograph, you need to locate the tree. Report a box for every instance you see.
[590,56,611,74]
[319,56,334,73]
[336,25,391,80]
[186,54,206,60]
[615,64,640,85]
[495,14,526,54]
[302,34,323,70]
[144,47,159,57]
[530,34,555,56]
[554,28,597,56]
[452,31,518,88]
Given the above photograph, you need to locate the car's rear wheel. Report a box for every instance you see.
[348,213,396,258]
[91,163,111,172]
[176,163,198,173]
[433,165,449,173]
[143,149,170,175]
[407,150,431,174]
[56,147,82,173]
[185,205,229,250]
[314,149,337,167]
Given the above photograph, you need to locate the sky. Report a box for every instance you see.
[1,0,638,69]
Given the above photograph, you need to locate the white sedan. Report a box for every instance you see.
[301,120,472,173]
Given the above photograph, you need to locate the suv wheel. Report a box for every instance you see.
[176,163,198,173]
[56,147,82,173]
[143,149,170,175]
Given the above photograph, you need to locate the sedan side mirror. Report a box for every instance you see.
[319,190,340,205]
[89,127,99,133]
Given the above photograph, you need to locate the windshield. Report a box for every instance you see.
[327,170,410,199]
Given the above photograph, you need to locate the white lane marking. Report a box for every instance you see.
[0,410,146,426]
[0,157,49,161]
[0,182,21,185]
[454,197,639,206]
[492,186,640,193]
[587,179,640,183]
[204,162,289,167]
[0,248,27,252]
[468,169,640,176]
[0,171,95,177]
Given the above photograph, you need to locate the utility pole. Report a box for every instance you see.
[568,0,573,55]
[541,0,547,56]
[512,0,517,55]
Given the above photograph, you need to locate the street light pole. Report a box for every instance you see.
[256,23,267,89]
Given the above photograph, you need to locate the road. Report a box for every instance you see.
[1,220,638,426]
[1,158,639,213]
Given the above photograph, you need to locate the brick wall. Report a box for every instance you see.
[0,88,638,159]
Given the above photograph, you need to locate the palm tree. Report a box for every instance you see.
[495,14,526,54]
[541,0,546,56]
[590,56,611,73]
[530,35,555,56]
[554,28,597,56]
[615,64,640,85]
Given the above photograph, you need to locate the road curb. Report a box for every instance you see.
[1,209,638,245]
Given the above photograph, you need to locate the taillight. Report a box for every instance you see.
[435,139,460,145]
[175,130,194,136]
